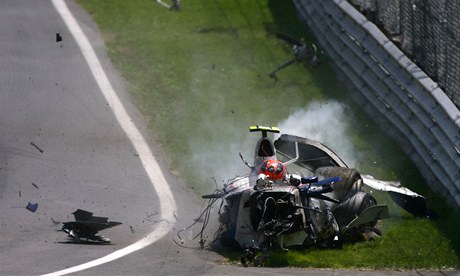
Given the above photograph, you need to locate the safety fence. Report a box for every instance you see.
[293,0,460,208]
[349,0,460,109]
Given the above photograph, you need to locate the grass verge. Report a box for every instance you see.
[77,0,459,269]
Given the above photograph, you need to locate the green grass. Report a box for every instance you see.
[77,0,460,269]
[265,218,458,269]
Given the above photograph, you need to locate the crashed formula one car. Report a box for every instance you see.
[201,126,432,265]
[61,209,122,244]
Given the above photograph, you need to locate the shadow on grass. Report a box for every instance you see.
[266,0,313,39]
[428,194,460,260]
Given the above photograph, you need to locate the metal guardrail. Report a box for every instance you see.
[293,0,460,208]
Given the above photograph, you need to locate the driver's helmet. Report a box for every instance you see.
[258,159,286,181]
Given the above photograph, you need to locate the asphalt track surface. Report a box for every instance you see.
[0,0,457,275]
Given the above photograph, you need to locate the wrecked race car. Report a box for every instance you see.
[199,126,432,265]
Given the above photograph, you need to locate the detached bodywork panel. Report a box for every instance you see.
[61,209,122,244]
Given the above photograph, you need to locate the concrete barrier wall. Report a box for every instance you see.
[293,0,460,208]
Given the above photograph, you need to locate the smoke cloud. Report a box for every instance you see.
[277,101,360,168]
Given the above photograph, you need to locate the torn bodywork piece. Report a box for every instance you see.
[361,175,435,218]
[269,33,320,81]
[61,209,122,244]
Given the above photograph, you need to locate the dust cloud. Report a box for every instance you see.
[188,127,255,192]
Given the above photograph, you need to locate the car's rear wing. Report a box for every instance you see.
[249,125,280,137]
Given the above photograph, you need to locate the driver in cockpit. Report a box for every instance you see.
[255,159,304,189]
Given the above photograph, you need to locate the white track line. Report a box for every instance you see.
[42,1,177,275]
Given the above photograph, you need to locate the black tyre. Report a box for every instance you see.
[333,192,377,228]
[315,166,362,203]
